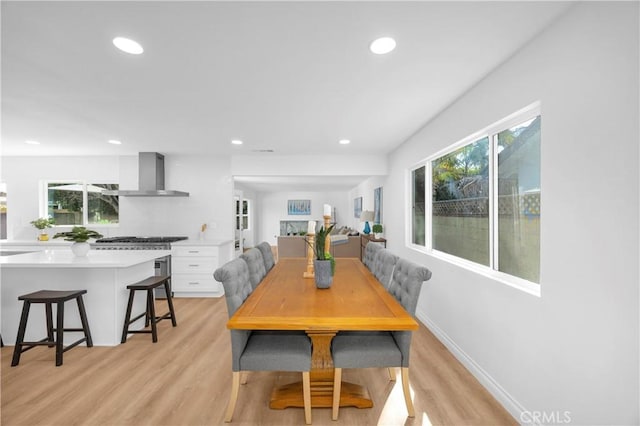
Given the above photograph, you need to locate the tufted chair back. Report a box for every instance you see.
[214,258,255,371]
[388,258,432,367]
[372,249,399,289]
[256,241,276,271]
[388,258,432,315]
[214,258,253,318]
[363,242,383,271]
[239,248,267,290]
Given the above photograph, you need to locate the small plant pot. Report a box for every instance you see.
[313,260,333,289]
[374,233,383,239]
[38,232,49,241]
[71,242,90,257]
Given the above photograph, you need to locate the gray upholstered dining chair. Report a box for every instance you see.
[256,241,276,272]
[239,247,267,290]
[362,242,383,271]
[371,249,399,289]
[214,258,312,424]
[331,258,432,420]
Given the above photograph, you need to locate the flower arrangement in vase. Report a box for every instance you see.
[30,217,55,241]
[372,224,384,239]
[308,225,335,289]
[54,226,103,256]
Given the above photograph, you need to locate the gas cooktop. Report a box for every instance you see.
[95,236,188,244]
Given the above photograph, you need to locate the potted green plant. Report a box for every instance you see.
[372,224,383,239]
[309,225,335,289]
[30,217,55,241]
[54,226,103,256]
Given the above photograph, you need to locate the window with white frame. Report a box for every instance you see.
[235,198,250,231]
[410,104,540,287]
[44,182,119,226]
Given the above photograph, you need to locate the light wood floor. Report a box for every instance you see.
[1,297,516,426]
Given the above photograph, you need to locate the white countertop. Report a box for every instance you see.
[1,238,234,247]
[171,239,233,246]
[0,249,171,268]
[0,239,73,247]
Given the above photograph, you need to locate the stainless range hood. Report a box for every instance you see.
[104,152,189,197]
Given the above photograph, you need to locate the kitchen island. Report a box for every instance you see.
[1,249,171,346]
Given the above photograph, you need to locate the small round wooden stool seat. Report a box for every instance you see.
[11,289,93,367]
[121,275,177,344]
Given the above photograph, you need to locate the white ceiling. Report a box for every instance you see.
[235,175,371,193]
[1,1,571,160]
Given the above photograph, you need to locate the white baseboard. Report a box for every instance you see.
[415,307,530,425]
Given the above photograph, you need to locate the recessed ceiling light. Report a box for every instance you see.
[231,140,243,145]
[339,139,351,145]
[108,140,122,145]
[369,37,396,55]
[113,37,144,55]
[25,140,40,145]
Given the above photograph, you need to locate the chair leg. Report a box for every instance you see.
[76,295,93,347]
[388,367,396,381]
[45,303,55,347]
[302,371,312,425]
[224,371,241,422]
[164,278,177,327]
[55,302,64,366]
[401,367,415,417]
[121,290,135,343]
[147,289,158,343]
[332,367,342,421]
[240,372,248,385]
[11,301,31,366]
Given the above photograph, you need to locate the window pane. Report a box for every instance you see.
[432,137,490,266]
[48,182,83,225]
[88,184,119,224]
[497,116,540,283]
[412,166,425,246]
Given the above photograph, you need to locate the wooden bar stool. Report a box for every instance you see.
[121,275,177,343]
[11,289,93,367]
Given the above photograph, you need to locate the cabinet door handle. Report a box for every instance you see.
[188,281,200,285]
[188,250,200,254]
[188,264,200,267]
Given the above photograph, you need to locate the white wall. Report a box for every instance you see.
[1,155,234,242]
[349,175,386,232]
[385,3,638,424]
[257,191,349,245]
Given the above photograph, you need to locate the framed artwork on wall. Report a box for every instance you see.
[354,196,362,218]
[374,187,383,224]
[287,199,311,215]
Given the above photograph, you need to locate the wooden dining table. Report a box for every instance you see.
[227,257,419,410]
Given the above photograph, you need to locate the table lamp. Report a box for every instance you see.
[360,210,375,235]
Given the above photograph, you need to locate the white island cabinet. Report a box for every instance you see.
[170,240,233,297]
[0,249,170,346]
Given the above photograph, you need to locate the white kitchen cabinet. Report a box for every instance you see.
[170,240,233,297]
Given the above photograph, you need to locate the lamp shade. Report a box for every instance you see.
[360,210,374,222]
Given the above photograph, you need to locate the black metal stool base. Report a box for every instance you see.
[11,290,93,367]
[121,275,177,344]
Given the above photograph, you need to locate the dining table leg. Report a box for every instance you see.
[269,330,373,409]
